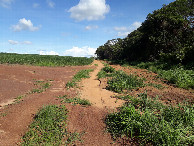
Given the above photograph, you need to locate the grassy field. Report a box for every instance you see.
[0,53,94,66]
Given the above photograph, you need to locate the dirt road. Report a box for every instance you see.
[80,60,124,109]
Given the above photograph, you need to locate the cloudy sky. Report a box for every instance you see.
[0,0,175,57]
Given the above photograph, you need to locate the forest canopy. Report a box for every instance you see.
[95,0,194,65]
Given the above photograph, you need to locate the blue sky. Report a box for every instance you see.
[0,0,175,57]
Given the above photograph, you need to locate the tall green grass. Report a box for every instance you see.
[0,53,94,66]
[106,93,194,145]
[130,61,194,89]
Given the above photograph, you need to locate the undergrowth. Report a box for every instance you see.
[97,66,144,93]
[131,61,194,89]
[107,70,144,93]
[106,93,194,145]
[66,69,93,88]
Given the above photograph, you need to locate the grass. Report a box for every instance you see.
[130,61,194,89]
[22,105,83,145]
[146,83,164,89]
[97,66,144,93]
[57,95,91,106]
[106,93,194,145]
[22,105,67,145]
[97,65,116,79]
[31,80,51,93]
[107,70,144,93]
[0,53,94,66]
[14,95,25,103]
[66,69,93,88]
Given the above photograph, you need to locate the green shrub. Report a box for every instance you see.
[107,70,144,93]
[131,61,194,89]
[102,66,115,73]
[158,68,194,89]
[106,93,194,145]
[97,66,115,79]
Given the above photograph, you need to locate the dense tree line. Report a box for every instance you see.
[96,0,194,65]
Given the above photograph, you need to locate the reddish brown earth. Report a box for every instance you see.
[109,64,194,105]
[0,61,193,146]
[0,64,98,145]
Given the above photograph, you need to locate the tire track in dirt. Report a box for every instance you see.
[79,60,124,109]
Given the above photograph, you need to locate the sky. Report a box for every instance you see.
[0,0,175,57]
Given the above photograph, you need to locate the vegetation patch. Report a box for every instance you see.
[0,53,94,66]
[22,105,83,145]
[57,95,91,106]
[14,95,26,103]
[98,66,144,93]
[106,93,194,145]
[146,83,164,89]
[22,105,67,145]
[133,61,194,89]
[97,65,116,79]
[31,80,51,93]
[107,70,144,93]
[66,69,93,88]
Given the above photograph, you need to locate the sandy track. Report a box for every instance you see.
[79,60,124,109]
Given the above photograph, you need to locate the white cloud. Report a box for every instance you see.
[115,21,142,37]
[114,27,128,31]
[8,40,32,45]
[8,40,18,45]
[85,25,98,30]
[21,41,32,45]
[69,0,110,21]
[33,3,40,8]
[47,0,55,8]
[0,0,14,8]
[11,18,40,32]
[132,21,142,28]
[64,46,96,57]
[39,50,59,55]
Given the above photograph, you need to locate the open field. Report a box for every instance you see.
[0,53,94,66]
[0,58,193,145]
[0,62,95,145]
